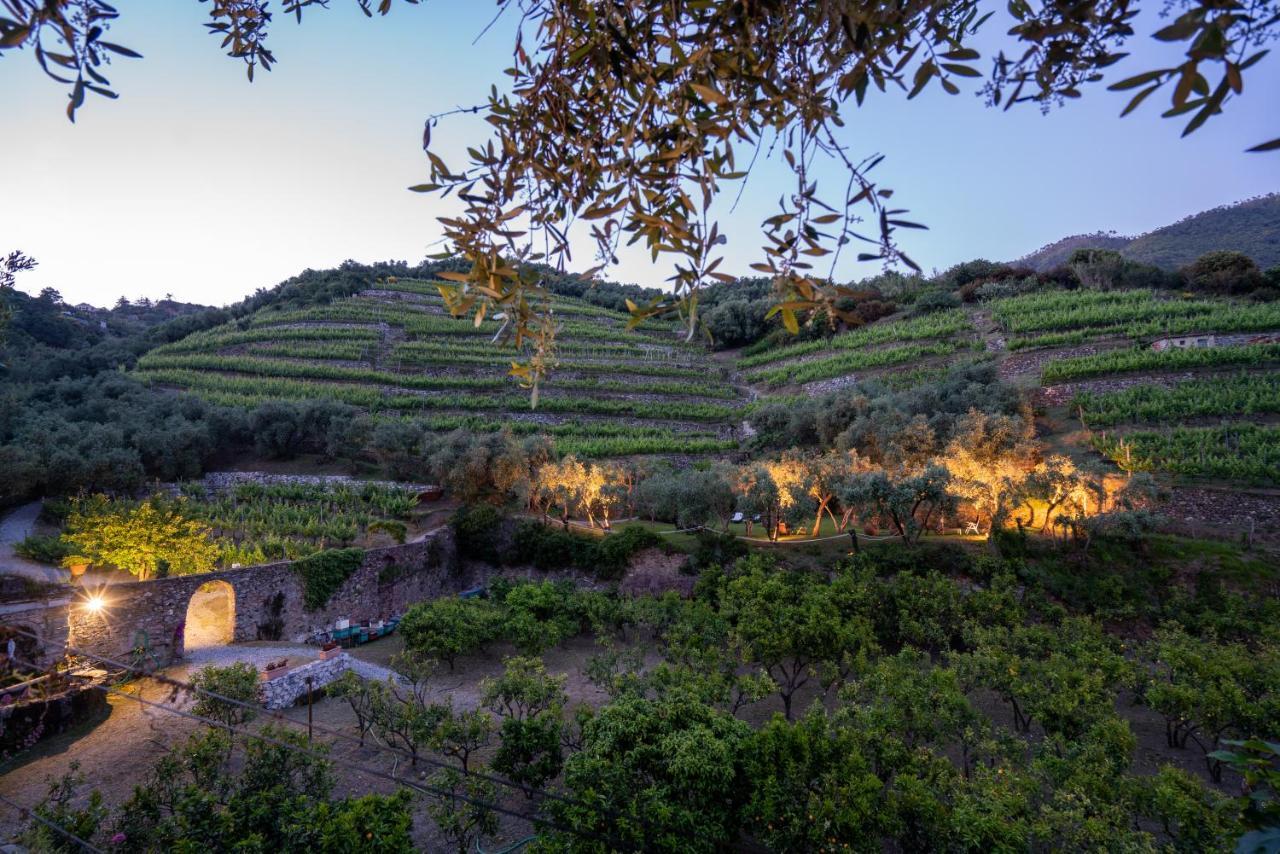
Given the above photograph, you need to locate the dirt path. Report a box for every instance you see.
[0,502,67,584]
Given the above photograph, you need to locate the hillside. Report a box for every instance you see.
[1017,194,1280,271]
[135,279,745,458]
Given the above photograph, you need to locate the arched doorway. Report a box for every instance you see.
[184,580,236,651]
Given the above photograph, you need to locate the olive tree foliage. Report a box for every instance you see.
[5,2,1277,394]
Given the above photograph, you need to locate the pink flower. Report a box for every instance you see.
[111,832,127,844]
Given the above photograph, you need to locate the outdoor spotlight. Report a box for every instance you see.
[84,594,106,614]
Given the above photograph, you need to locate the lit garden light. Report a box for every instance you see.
[79,590,110,615]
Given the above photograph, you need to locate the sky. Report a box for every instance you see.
[3,1,1279,308]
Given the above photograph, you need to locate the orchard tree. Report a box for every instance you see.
[36,726,417,851]
[6,3,1276,395]
[840,464,955,544]
[740,708,885,850]
[1143,625,1280,782]
[425,768,500,854]
[941,410,1036,531]
[398,598,501,671]
[546,693,752,852]
[839,650,981,777]
[721,557,876,719]
[481,656,568,795]
[190,662,260,734]
[735,462,781,540]
[431,702,494,773]
[955,617,1133,740]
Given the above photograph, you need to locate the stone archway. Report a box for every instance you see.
[184,580,236,651]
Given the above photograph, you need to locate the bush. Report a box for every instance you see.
[291,548,364,610]
[514,521,583,571]
[513,521,662,580]
[191,662,260,729]
[596,526,662,580]
[688,529,749,574]
[1183,250,1265,295]
[452,504,503,563]
[367,519,407,544]
[910,290,961,316]
[13,534,76,565]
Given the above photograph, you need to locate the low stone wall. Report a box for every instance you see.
[1159,486,1280,545]
[259,653,354,710]
[65,531,463,667]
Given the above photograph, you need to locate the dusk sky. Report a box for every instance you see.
[4,1,1279,308]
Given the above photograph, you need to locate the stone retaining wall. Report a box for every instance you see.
[65,531,461,667]
[259,652,354,710]
[1160,486,1280,545]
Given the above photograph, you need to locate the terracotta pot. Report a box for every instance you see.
[68,563,89,578]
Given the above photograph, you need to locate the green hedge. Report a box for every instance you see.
[292,548,365,610]
[514,521,662,580]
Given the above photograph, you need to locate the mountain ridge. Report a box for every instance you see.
[1016,194,1280,272]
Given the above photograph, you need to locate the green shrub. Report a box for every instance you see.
[512,521,663,580]
[367,519,407,544]
[452,505,503,563]
[597,526,662,580]
[291,548,364,610]
[14,534,76,565]
[513,521,583,570]
[688,530,750,574]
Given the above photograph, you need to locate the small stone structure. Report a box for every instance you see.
[61,531,460,667]
[259,652,356,710]
[1150,331,1280,352]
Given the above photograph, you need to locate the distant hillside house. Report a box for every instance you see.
[1151,331,1280,351]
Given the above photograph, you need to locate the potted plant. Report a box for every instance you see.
[261,658,291,681]
[319,641,341,661]
[60,555,91,580]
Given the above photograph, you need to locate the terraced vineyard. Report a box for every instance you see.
[138,280,743,458]
[986,287,1280,484]
[1093,425,1280,484]
[734,309,979,390]
[995,289,1280,350]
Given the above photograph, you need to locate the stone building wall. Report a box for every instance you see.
[0,597,71,667]
[64,530,460,667]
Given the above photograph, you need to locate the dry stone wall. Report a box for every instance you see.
[259,652,356,710]
[66,530,462,667]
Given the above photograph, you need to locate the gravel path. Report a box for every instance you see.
[0,501,67,584]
